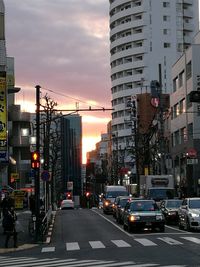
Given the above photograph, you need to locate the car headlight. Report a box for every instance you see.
[105,201,109,206]
[156,215,164,220]
[129,215,140,222]
[168,211,176,216]
[189,213,200,218]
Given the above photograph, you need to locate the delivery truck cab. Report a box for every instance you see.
[103,185,129,214]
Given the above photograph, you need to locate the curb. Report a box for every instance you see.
[45,210,56,244]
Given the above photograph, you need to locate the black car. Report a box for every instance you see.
[160,199,182,224]
[123,199,165,233]
[114,196,133,224]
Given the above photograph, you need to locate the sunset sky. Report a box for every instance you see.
[4,0,112,163]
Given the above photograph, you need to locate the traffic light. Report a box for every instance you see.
[31,151,40,169]
[189,91,200,102]
[66,192,72,199]
[85,192,90,198]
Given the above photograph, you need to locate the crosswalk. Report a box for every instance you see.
[0,256,186,267]
[41,236,200,253]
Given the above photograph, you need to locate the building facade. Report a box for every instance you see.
[171,32,200,197]
[109,0,199,178]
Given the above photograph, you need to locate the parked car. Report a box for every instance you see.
[115,196,133,224]
[123,199,165,233]
[178,197,200,231]
[60,199,75,210]
[160,199,182,224]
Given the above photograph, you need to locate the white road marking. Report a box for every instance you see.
[157,237,183,245]
[89,241,105,249]
[41,247,55,252]
[66,242,80,251]
[181,236,200,244]
[111,239,131,247]
[134,238,157,246]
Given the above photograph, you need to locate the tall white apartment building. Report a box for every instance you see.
[109,0,199,176]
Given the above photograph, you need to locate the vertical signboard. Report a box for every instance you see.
[0,71,7,162]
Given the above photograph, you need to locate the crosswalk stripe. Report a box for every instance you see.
[89,241,105,249]
[111,240,131,247]
[157,237,183,245]
[66,242,80,251]
[88,262,149,267]
[6,258,65,267]
[181,236,200,244]
[41,259,104,267]
[134,238,157,246]
[41,247,55,252]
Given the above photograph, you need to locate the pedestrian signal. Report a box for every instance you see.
[31,151,40,169]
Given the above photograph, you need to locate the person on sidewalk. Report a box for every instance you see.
[1,193,14,216]
[3,206,18,248]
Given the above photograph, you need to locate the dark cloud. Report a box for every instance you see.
[4,0,111,110]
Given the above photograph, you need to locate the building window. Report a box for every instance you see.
[163,2,170,8]
[173,77,178,92]
[188,123,193,139]
[179,98,186,114]
[163,29,170,35]
[179,70,185,87]
[186,61,192,80]
[163,15,170,22]
[174,130,180,146]
[180,127,187,143]
[164,42,171,48]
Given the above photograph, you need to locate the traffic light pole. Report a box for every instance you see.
[35,85,41,241]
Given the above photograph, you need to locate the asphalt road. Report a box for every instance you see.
[1,208,200,267]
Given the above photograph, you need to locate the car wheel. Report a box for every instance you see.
[159,224,165,232]
[186,218,191,231]
[178,219,184,230]
[127,223,132,233]
[123,223,127,231]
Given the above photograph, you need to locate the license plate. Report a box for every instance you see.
[146,222,152,226]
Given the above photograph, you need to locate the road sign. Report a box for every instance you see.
[41,170,50,181]
[187,158,198,165]
[67,181,73,190]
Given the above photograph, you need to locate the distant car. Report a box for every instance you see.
[160,199,182,224]
[98,201,103,209]
[60,199,74,210]
[178,197,200,231]
[115,196,133,224]
[123,199,165,233]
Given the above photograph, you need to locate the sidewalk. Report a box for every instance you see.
[0,210,38,253]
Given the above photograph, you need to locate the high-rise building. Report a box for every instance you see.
[61,115,82,196]
[109,0,199,177]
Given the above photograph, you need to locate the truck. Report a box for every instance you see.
[140,175,175,202]
[103,185,129,214]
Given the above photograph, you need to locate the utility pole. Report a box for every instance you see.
[158,64,165,174]
[35,84,41,241]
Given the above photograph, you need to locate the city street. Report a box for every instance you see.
[1,208,200,266]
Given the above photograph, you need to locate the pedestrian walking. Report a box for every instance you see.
[1,193,14,216]
[3,206,18,248]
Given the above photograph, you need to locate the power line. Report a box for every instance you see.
[41,86,107,109]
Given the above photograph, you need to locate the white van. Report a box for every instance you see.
[103,185,128,214]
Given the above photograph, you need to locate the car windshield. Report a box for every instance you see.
[106,191,128,198]
[166,200,182,208]
[148,188,175,199]
[189,199,200,209]
[120,198,129,207]
[130,201,159,211]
